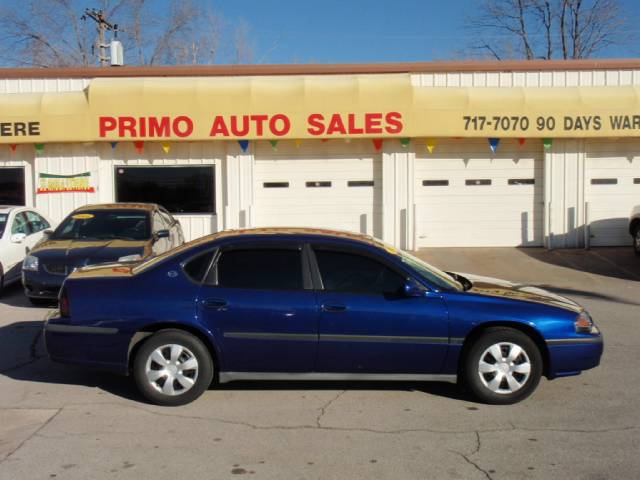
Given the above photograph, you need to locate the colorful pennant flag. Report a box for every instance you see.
[161,142,171,154]
[400,138,410,148]
[372,139,383,151]
[344,138,351,143]
[133,141,144,153]
[269,140,278,151]
[9,144,17,154]
[543,138,553,150]
[238,140,249,152]
[488,138,500,153]
[518,138,526,146]
[294,139,302,149]
[34,143,44,154]
[320,139,330,143]
[426,139,436,154]
[110,142,118,150]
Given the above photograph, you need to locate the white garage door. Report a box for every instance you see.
[415,139,543,247]
[585,139,640,246]
[253,155,382,237]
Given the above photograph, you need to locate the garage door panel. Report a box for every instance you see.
[254,155,382,238]
[415,140,543,247]
[585,140,640,246]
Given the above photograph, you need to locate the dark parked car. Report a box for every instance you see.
[44,228,603,406]
[23,203,183,304]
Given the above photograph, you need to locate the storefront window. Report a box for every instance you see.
[115,166,215,214]
[0,168,25,205]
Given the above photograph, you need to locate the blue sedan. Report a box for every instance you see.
[44,228,603,406]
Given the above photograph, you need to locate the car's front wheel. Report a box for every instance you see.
[634,226,640,256]
[464,327,542,405]
[133,329,214,406]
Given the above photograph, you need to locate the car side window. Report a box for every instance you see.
[212,248,303,291]
[25,211,49,233]
[313,249,406,295]
[11,212,31,235]
[183,250,216,283]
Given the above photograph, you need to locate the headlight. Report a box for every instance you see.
[118,254,143,262]
[22,255,39,272]
[575,311,599,334]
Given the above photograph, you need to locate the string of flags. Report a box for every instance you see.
[3,137,557,155]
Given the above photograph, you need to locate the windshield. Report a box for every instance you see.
[51,209,151,241]
[399,251,464,292]
[0,213,7,237]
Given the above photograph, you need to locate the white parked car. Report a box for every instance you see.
[0,206,53,294]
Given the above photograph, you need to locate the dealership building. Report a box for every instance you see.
[1,59,639,249]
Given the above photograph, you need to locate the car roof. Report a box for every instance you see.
[134,227,401,275]
[191,227,399,253]
[74,203,158,212]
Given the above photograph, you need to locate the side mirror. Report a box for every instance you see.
[404,278,427,297]
[10,232,27,243]
[43,229,53,237]
[154,229,170,241]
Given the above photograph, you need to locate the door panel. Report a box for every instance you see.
[197,245,318,372]
[313,248,449,374]
[317,291,449,374]
[5,212,30,282]
[198,286,318,372]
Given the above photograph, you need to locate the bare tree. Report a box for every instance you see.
[232,19,254,64]
[466,0,632,60]
[0,0,250,67]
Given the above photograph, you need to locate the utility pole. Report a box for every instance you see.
[82,9,118,67]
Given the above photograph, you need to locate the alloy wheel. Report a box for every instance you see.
[144,344,199,396]
[477,342,531,394]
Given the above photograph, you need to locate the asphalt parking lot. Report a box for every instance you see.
[0,247,638,480]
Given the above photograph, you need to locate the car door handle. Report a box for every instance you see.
[202,298,228,310]
[321,303,347,313]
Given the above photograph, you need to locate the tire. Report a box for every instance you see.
[633,226,640,256]
[0,264,4,296]
[463,327,542,405]
[133,329,214,406]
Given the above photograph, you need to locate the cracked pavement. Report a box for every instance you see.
[0,247,639,479]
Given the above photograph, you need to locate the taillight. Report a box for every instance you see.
[59,289,70,317]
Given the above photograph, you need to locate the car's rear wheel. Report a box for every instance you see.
[133,329,214,406]
[464,327,542,405]
[634,226,640,256]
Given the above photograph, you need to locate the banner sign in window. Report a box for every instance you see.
[37,172,94,194]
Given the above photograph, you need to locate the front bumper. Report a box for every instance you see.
[546,335,604,378]
[23,270,65,299]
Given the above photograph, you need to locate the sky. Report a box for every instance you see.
[213,0,640,64]
[1,0,639,65]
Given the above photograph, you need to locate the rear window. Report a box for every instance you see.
[51,209,151,241]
